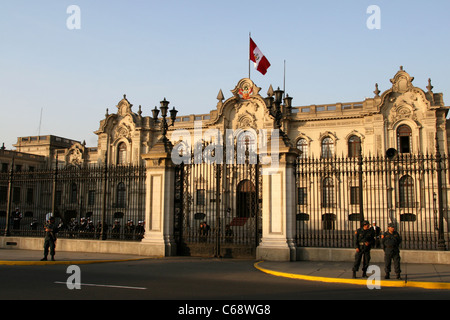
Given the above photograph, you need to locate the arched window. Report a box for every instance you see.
[117,142,127,164]
[399,175,414,208]
[296,138,308,158]
[348,135,361,157]
[116,182,126,208]
[322,177,334,208]
[321,137,334,158]
[236,131,257,164]
[397,125,412,154]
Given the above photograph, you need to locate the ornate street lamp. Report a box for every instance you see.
[152,98,178,142]
[265,86,294,147]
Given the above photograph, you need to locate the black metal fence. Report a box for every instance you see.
[174,160,262,258]
[296,153,450,250]
[0,164,146,241]
[2,151,450,251]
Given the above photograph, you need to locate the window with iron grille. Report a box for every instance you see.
[348,135,361,157]
[397,125,412,154]
[69,183,77,204]
[296,138,308,158]
[117,142,127,164]
[350,186,359,204]
[322,177,335,207]
[196,189,205,206]
[321,137,334,158]
[399,175,415,208]
[298,187,307,205]
[116,182,126,208]
[88,190,95,206]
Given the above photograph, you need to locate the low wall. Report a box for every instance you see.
[0,237,165,257]
[297,247,450,264]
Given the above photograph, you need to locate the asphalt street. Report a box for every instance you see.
[1,254,450,302]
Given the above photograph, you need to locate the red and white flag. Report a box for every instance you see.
[249,37,271,75]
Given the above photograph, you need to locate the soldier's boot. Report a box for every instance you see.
[40,256,47,261]
[384,273,390,279]
[362,271,368,278]
[352,271,356,278]
[396,273,401,280]
[51,255,55,261]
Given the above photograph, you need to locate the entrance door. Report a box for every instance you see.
[236,179,256,218]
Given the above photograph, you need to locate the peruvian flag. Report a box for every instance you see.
[250,37,271,75]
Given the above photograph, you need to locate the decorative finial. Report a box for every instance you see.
[373,83,380,97]
[400,66,403,71]
[138,105,142,116]
[427,78,434,92]
[217,89,224,101]
[267,84,274,97]
[105,108,109,117]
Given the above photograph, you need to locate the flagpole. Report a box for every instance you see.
[283,60,286,98]
[248,32,251,79]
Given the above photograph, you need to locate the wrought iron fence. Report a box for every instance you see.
[295,152,450,250]
[0,164,146,241]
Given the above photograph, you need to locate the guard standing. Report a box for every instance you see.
[371,221,381,248]
[41,216,58,261]
[352,220,375,278]
[381,222,402,279]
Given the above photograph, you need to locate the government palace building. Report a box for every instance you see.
[1,66,449,260]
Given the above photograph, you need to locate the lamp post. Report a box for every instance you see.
[265,86,293,144]
[152,98,178,147]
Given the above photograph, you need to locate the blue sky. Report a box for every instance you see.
[1,0,449,148]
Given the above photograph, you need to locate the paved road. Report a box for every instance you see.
[2,256,450,303]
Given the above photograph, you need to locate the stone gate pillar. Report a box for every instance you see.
[256,143,299,261]
[141,140,177,256]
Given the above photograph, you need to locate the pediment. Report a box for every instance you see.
[211,78,274,130]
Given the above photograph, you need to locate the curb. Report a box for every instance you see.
[253,261,450,290]
[0,257,154,266]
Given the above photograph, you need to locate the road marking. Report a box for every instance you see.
[54,281,147,290]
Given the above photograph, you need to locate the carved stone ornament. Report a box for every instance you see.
[231,78,261,101]
[67,146,84,166]
[115,123,132,141]
[390,66,414,94]
[236,110,257,130]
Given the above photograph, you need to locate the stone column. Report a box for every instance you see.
[140,140,177,256]
[256,143,299,261]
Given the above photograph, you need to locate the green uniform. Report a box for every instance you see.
[42,220,57,260]
[352,225,375,275]
[381,230,402,276]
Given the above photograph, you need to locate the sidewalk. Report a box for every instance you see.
[255,260,450,290]
[0,248,150,265]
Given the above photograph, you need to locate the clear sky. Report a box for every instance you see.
[1,0,449,148]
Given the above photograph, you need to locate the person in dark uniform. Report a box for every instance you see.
[352,220,375,278]
[371,221,381,248]
[381,222,402,279]
[12,207,22,230]
[41,216,58,261]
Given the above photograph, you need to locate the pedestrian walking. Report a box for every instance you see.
[352,220,375,278]
[41,216,58,261]
[381,222,402,279]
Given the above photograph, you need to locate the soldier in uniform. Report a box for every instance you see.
[352,220,375,278]
[381,222,402,279]
[41,216,58,261]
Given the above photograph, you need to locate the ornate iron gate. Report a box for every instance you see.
[174,159,262,258]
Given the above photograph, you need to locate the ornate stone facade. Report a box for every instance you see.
[5,67,447,168]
